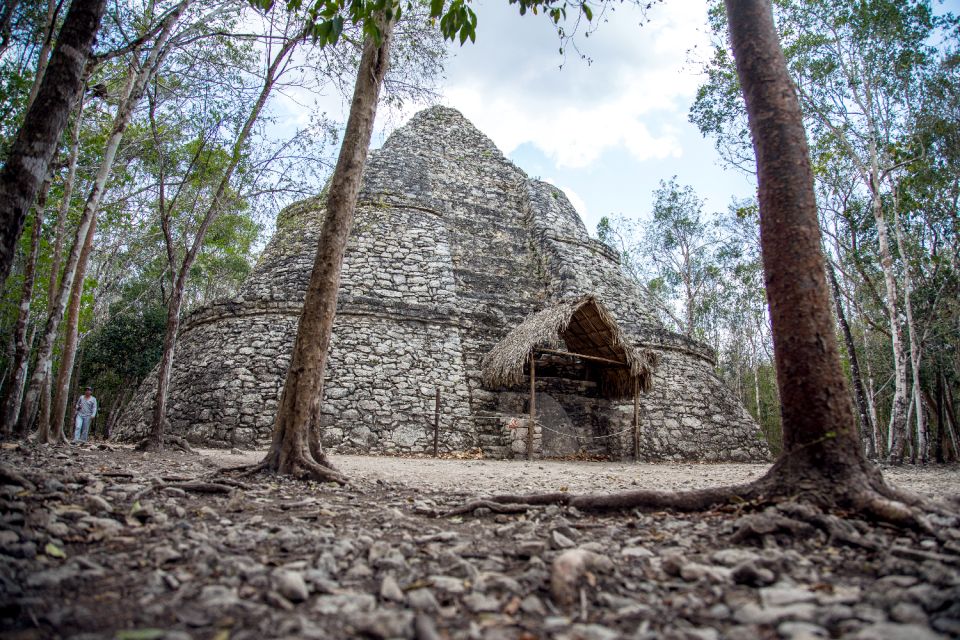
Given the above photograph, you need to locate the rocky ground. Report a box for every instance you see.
[1,443,959,640]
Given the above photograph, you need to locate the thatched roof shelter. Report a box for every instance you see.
[481,295,659,399]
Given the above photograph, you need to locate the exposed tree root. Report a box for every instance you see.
[443,463,958,538]
[135,434,195,454]
[444,484,760,518]
[281,456,347,485]
[0,464,36,490]
[213,450,347,485]
[132,479,236,502]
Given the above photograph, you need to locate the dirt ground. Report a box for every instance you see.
[202,449,960,498]
[2,443,960,640]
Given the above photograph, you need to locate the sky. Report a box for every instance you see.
[379,0,758,236]
[275,0,960,238]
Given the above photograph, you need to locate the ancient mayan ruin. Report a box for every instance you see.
[115,106,769,461]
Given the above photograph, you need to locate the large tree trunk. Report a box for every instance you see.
[726,0,871,485]
[143,26,300,451]
[260,21,394,482]
[1,180,48,434]
[0,0,107,288]
[826,260,877,458]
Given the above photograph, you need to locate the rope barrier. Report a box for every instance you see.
[533,420,635,441]
[388,409,635,446]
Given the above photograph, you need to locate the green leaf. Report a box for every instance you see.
[430,0,443,19]
[44,542,66,559]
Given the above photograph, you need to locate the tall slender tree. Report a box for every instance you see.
[258,14,395,481]
[142,23,305,450]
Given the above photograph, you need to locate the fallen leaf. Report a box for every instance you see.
[44,543,66,559]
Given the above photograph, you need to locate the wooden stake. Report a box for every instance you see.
[633,378,640,460]
[528,351,536,460]
[433,387,440,458]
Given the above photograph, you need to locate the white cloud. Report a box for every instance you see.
[437,0,711,168]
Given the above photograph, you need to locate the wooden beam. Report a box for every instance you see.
[535,347,627,368]
[528,351,536,460]
[633,377,640,460]
[433,387,440,458]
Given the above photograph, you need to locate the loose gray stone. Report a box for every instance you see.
[520,595,546,615]
[272,569,309,603]
[889,602,928,625]
[312,592,376,616]
[380,574,405,603]
[463,592,500,613]
[83,495,113,514]
[733,602,818,625]
[777,621,829,639]
[552,530,576,549]
[406,588,439,612]
[349,608,415,640]
[849,623,947,640]
[760,585,818,607]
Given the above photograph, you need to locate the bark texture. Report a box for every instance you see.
[48,99,85,312]
[260,21,394,482]
[0,0,107,288]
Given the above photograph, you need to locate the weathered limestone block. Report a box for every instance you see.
[115,106,770,462]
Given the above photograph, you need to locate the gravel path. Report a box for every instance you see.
[200,449,960,498]
[4,443,960,639]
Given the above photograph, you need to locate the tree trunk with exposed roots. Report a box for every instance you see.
[258,21,394,483]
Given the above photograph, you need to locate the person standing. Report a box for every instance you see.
[73,387,97,443]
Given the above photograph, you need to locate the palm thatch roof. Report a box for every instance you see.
[481,295,659,399]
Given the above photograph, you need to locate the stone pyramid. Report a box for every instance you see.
[116,106,769,461]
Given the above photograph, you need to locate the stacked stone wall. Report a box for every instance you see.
[115,106,770,462]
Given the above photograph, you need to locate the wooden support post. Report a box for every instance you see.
[433,387,440,458]
[527,351,536,460]
[633,378,640,461]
